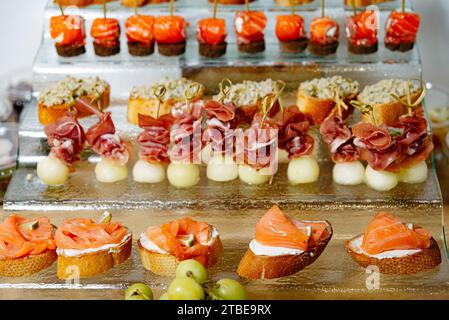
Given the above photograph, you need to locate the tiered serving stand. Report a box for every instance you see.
[2,0,449,299]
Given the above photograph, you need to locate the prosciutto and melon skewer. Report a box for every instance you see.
[37,112,86,186]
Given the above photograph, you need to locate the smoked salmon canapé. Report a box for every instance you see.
[50,14,86,57]
[91,17,121,56]
[154,16,187,56]
[0,215,57,277]
[197,17,227,58]
[237,205,332,280]
[125,14,155,56]
[275,14,308,54]
[345,212,441,275]
[309,16,340,56]
[54,212,132,279]
[234,11,267,54]
[138,217,224,276]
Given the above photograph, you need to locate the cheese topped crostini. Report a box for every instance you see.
[345,211,441,275]
[237,205,332,279]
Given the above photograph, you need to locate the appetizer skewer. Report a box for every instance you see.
[345,211,441,275]
[309,0,339,56]
[385,0,420,52]
[37,112,86,186]
[234,0,267,54]
[138,217,223,276]
[197,0,228,58]
[91,0,121,56]
[154,0,187,56]
[276,0,308,54]
[237,205,332,279]
[0,215,57,277]
[345,4,378,54]
[55,212,132,279]
[79,99,130,183]
[50,1,86,57]
[125,3,155,56]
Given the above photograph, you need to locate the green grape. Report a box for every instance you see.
[125,283,153,300]
[175,259,208,284]
[214,279,247,300]
[167,277,205,300]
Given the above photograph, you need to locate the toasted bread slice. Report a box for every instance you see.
[345,234,441,275]
[56,235,132,279]
[359,91,420,126]
[127,98,174,125]
[38,86,110,125]
[297,91,355,125]
[0,250,57,277]
[137,237,224,277]
[237,221,333,279]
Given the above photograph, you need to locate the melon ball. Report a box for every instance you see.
[133,160,166,183]
[365,165,398,191]
[333,161,365,186]
[207,155,238,182]
[398,161,428,184]
[95,159,128,183]
[167,163,200,188]
[287,156,320,185]
[37,156,69,186]
[238,164,271,185]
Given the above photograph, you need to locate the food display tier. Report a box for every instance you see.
[0,206,447,299]
[34,0,418,98]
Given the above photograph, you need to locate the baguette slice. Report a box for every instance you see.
[297,91,356,125]
[237,221,333,279]
[359,91,420,126]
[345,234,441,275]
[57,234,132,279]
[0,250,57,277]
[137,236,224,277]
[127,98,174,125]
[38,85,110,126]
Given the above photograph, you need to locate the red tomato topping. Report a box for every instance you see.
[234,11,267,43]
[346,10,378,46]
[50,15,86,47]
[385,11,420,45]
[154,16,187,44]
[91,18,121,47]
[197,17,227,45]
[125,15,155,46]
[310,16,339,45]
[275,14,306,42]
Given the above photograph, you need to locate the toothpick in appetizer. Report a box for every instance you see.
[345,211,441,275]
[385,0,420,52]
[78,99,130,183]
[37,112,86,186]
[50,1,86,57]
[234,0,267,54]
[275,0,308,54]
[154,0,187,56]
[202,79,239,182]
[345,2,378,54]
[237,95,279,185]
[133,86,174,183]
[320,93,364,186]
[279,105,319,185]
[197,0,227,58]
[167,84,203,188]
[0,215,57,277]
[309,0,339,56]
[91,0,121,56]
[125,1,155,56]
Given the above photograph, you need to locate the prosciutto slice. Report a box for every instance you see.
[86,112,129,165]
[202,100,237,155]
[279,106,314,159]
[44,112,86,165]
[137,114,174,164]
[320,115,359,163]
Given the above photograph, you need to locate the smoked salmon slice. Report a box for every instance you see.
[255,205,329,251]
[0,215,56,259]
[361,212,431,255]
[55,218,128,250]
[146,217,216,266]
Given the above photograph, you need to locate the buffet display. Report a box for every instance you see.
[1,0,448,300]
